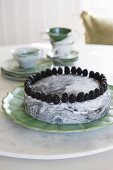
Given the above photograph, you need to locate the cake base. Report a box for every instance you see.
[25,90,110,125]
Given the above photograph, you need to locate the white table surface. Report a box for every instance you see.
[0,43,113,170]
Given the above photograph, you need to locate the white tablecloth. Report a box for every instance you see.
[0,43,113,170]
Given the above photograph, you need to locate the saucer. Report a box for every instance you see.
[1,68,29,81]
[1,58,53,81]
[47,50,78,66]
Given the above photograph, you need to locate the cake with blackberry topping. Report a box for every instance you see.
[24,66,110,125]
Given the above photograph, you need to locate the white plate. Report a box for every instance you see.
[1,115,113,160]
[1,99,113,160]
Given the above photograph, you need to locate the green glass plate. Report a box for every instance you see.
[2,85,113,133]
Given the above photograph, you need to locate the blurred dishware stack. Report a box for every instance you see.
[41,27,79,65]
[1,45,53,81]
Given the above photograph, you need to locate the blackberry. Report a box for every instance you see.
[40,93,46,101]
[84,93,89,101]
[25,86,28,94]
[100,74,106,79]
[36,91,41,100]
[46,93,52,103]
[101,81,107,88]
[52,94,60,104]
[100,82,107,91]
[25,80,31,87]
[69,93,76,103]
[100,78,107,83]
[41,71,46,78]
[24,86,27,93]
[77,92,84,102]
[94,72,100,80]
[52,67,57,75]
[64,66,70,74]
[26,86,31,96]
[104,85,108,91]
[36,73,42,80]
[61,93,68,103]
[71,66,76,74]
[83,69,88,76]
[33,74,38,82]
[28,76,35,84]
[89,90,95,99]
[100,86,105,95]
[102,82,108,91]
[99,74,106,82]
[46,69,52,76]
[95,88,100,97]
[58,67,63,74]
[76,67,82,75]
[31,91,36,98]
[89,71,94,78]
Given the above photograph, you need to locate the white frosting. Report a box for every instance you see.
[24,75,111,124]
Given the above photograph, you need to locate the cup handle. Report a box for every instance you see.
[40,32,50,41]
[73,30,79,41]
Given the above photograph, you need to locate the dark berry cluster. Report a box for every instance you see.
[77,92,84,102]
[61,93,68,103]
[24,66,108,105]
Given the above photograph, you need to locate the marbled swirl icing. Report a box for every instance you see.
[24,75,110,124]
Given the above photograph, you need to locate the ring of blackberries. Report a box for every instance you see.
[24,66,108,105]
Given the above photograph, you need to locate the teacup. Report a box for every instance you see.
[48,27,72,42]
[11,47,42,68]
[41,27,78,58]
[41,27,74,42]
[52,41,74,58]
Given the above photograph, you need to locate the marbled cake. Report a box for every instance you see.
[24,66,110,125]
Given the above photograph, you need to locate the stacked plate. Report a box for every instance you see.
[47,50,78,66]
[1,58,53,81]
